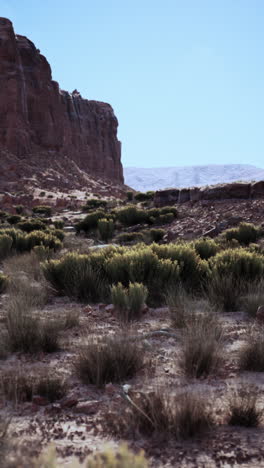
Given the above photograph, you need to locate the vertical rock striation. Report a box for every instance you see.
[0,18,123,186]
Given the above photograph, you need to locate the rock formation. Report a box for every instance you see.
[0,18,123,191]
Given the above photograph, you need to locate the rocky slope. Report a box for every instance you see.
[125,164,264,191]
[0,18,123,193]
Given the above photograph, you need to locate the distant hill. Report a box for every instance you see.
[124,164,264,192]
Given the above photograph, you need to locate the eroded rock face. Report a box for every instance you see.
[0,18,123,186]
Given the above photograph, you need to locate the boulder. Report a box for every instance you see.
[154,189,179,207]
[251,181,264,199]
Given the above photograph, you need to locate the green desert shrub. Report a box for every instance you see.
[126,191,134,202]
[111,282,148,321]
[82,198,107,211]
[155,212,174,225]
[32,205,52,217]
[6,214,21,225]
[152,243,209,290]
[43,252,107,302]
[224,222,261,245]
[86,444,148,468]
[50,228,65,241]
[116,205,147,226]
[109,388,212,439]
[98,218,114,242]
[227,384,263,427]
[0,211,7,220]
[53,220,64,229]
[194,238,219,260]
[15,205,24,215]
[134,191,154,202]
[0,234,13,260]
[75,335,144,387]
[25,231,62,251]
[76,210,106,234]
[116,232,145,244]
[210,248,264,283]
[149,228,165,242]
[0,274,8,294]
[17,219,47,232]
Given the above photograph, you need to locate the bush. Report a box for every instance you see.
[116,232,145,244]
[126,191,134,202]
[225,223,261,245]
[98,218,114,242]
[0,274,8,294]
[194,238,219,260]
[227,384,263,427]
[111,282,148,321]
[155,213,174,225]
[116,206,147,226]
[53,220,64,229]
[51,228,65,241]
[32,205,52,217]
[43,252,108,302]
[210,248,264,283]
[76,210,106,234]
[75,335,145,387]
[17,219,47,232]
[6,214,21,225]
[149,228,165,242]
[180,314,223,378]
[0,234,13,260]
[152,243,209,290]
[86,444,148,468]
[134,192,154,202]
[15,205,24,215]
[108,388,212,439]
[82,199,107,211]
[239,328,264,371]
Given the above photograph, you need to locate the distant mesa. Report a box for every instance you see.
[0,18,123,192]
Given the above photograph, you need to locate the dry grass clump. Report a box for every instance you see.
[166,285,195,328]
[108,388,212,440]
[0,273,8,294]
[63,309,80,329]
[239,327,264,371]
[5,280,60,353]
[1,368,66,403]
[227,384,263,427]
[3,251,43,282]
[75,335,145,387]
[207,273,243,312]
[241,280,264,318]
[180,313,223,378]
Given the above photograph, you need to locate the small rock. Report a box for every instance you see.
[105,383,119,395]
[74,401,100,415]
[105,304,115,313]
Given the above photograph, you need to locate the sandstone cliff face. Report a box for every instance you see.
[0,18,123,186]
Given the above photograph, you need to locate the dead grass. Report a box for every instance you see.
[207,273,243,312]
[1,368,66,403]
[5,280,60,353]
[3,252,43,282]
[239,327,264,371]
[227,384,263,427]
[108,387,213,440]
[74,334,145,387]
[63,309,80,329]
[241,280,264,318]
[180,312,223,378]
[166,285,196,328]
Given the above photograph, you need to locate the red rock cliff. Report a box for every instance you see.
[0,18,123,185]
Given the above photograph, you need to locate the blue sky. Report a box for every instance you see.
[1,0,264,168]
